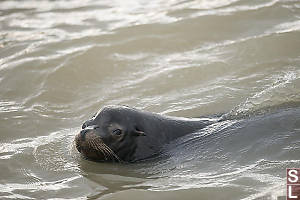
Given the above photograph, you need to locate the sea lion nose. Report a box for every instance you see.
[82,119,93,129]
[80,129,89,140]
[80,125,99,140]
[82,122,88,129]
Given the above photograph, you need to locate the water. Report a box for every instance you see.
[0,0,300,199]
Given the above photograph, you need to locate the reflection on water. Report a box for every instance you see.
[0,0,300,199]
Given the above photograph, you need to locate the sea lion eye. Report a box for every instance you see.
[112,129,122,135]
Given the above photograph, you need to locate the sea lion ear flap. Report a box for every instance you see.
[132,127,146,137]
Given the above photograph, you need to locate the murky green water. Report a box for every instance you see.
[1,0,300,199]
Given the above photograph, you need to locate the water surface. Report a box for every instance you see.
[1,0,300,199]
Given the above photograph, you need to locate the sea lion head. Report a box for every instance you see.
[75,106,146,162]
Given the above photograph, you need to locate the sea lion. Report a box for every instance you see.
[75,105,216,162]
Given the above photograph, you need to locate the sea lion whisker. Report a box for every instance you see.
[97,143,115,161]
[91,140,106,159]
[100,144,115,160]
[87,140,94,150]
[92,140,109,160]
[89,140,103,158]
[106,147,121,162]
[101,143,121,162]
[97,142,113,161]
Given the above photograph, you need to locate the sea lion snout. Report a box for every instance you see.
[75,134,82,153]
[80,125,100,140]
[75,127,120,161]
[79,129,89,141]
[75,128,104,154]
[82,118,94,129]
